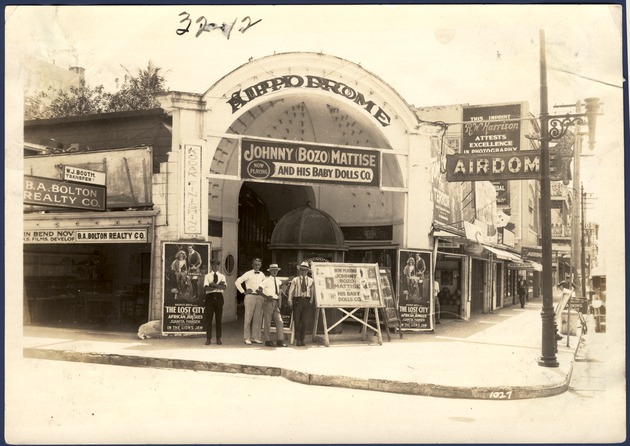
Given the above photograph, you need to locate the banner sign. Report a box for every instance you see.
[24,175,106,211]
[398,250,433,331]
[445,151,540,182]
[240,137,381,187]
[63,165,106,186]
[162,242,210,335]
[311,262,384,308]
[430,138,463,225]
[24,228,148,244]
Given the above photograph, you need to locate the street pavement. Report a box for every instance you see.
[22,297,585,400]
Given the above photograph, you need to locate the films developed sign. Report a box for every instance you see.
[311,262,384,308]
[24,175,106,211]
[162,242,210,335]
[398,250,433,331]
[240,137,381,187]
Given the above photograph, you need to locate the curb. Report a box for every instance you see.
[23,346,573,400]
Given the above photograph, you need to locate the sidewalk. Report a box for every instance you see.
[22,299,583,400]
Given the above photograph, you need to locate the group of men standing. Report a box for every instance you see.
[202,257,315,347]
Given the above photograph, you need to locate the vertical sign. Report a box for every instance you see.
[462,103,523,206]
[398,250,433,331]
[183,144,202,237]
[162,242,210,335]
[431,138,463,225]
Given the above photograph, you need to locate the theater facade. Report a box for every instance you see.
[24,52,537,332]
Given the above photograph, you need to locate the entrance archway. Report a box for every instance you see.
[237,181,314,273]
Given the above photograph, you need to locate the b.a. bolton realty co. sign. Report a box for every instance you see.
[227,75,391,127]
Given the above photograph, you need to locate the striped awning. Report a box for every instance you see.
[483,245,522,262]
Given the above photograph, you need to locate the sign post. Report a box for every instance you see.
[310,262,384,346]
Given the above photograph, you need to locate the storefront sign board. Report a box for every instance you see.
[24,175,106,211]
[24,228,148,243]
[63,165,106,186]
[240,137,381,187]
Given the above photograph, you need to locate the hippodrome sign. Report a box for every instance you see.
[445,150,540,182]
[240,137,381,187]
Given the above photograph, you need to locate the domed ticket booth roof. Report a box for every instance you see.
[269,202,347,252]
[270,202,347,335]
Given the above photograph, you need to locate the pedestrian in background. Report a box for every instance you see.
[433,275,441,325]
[287,262,315,346]
[235,257,265,345]
[202,259,227,345]
[259,264,288,347]
[517,275,528,308]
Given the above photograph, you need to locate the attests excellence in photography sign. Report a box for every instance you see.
[240,137,381,187]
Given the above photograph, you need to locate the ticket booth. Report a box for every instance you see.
[269,203,347,333]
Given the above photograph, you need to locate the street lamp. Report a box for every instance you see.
[536,30,600,367]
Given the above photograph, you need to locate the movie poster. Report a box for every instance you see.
[162,242,211,334]
[398,249,433,331]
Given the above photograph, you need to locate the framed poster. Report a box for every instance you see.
[162,242,211,335]
[398,249,433,331]
[311,262,383,308]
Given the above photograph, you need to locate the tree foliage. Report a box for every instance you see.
[24,60,168,120]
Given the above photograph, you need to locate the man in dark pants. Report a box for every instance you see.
[203,259,227,345]
[287,261,315,346]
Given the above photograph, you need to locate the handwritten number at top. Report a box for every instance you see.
[177,12,262,39]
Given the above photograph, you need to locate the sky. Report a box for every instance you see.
[5,4,626,277]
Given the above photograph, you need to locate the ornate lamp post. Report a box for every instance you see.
[536,30,599,367]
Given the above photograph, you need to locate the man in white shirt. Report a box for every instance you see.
[287,261,315,346]
[259,264,288,347]
[202,259,227,345]
[234,257,265,345]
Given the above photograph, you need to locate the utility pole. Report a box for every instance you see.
[571,104,583,300]
[537,30,559,367]
[581,183,587,296]
[535,30,600,367]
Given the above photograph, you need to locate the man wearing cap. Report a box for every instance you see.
[259,264,288,347]
[287,261,315,346]
[235,258,265,345]
[202,259,227,345]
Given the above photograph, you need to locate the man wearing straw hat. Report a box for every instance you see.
[259,264,288,347]
[287,261,315,346]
